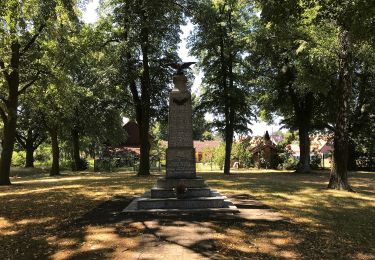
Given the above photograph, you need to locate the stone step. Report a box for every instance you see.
[156,177,207,189]
[137,196,225,210]
[150,187,211,198]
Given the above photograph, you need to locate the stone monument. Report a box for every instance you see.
[123,62,238,213]
[166,70,195,179]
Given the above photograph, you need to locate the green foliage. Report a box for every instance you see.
[34,144,52,163]
[70,158,88,171]
[310,153,322,170]
[232,140,253,168]
[202,146,216,170]
[189,0,257,136]
[281,155,298,170]
[11,151,26,167]
[192,94,213,140]
[94,159,116,172]
[213,143,226,170]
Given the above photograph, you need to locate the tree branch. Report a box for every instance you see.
[0,93,8,107]
[34,136,47,150]
[0,60,10,81]
[18,72,41,95]
[21,23,46,56]
[15,132,27,148]
[0,106,8,122]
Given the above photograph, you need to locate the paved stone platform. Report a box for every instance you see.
[117,194,287,259]
[66,194,288,260]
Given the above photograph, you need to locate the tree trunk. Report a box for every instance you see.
[25,145,35,168]
[24,129,35,168]
[223,51,234,175]
[295,124,311,173]
[0,41,20,185]
[0,116,17,185]
[289,88,313,173]
[138,16,151,176]
[224,122,234,175]
[49,128,60,176]
[327,28,353,191]
[71,129,81,171]
[347,140,357,171]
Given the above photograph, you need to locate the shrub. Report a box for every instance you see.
[34,145,52,163]
[71,158,89,171]
[310,153,322,169]
[282,156,298,170]
[213,144,226,170]
[232,140,254,168]
[270,153,281,169]
[12,151,26,167]
[94,159,116,172]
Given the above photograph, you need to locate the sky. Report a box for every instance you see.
[82,1,283,136]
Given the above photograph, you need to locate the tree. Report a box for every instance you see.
[254,0,337,173]
[104,0,184,176]
[0,0,79,185]
[15,98,47,168]
[313,0,375,190]
[192,94,213,140]
[189,0,256,175]
[60,25,127,171]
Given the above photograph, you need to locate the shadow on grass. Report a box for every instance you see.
[52,194,373,259]
[0,170,374,259]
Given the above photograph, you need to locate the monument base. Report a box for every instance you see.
[166,147,196,179]
[123,176,239,213]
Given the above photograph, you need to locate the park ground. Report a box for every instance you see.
[0,168,374,259]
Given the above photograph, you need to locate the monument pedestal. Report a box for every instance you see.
[123,72,238,213]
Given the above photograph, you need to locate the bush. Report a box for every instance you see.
[34,145,52,163]
[270,153,281,169]
[213,144,226,170]
[12,151,26,167]
[282,156,298,170]
[71,158,89,171]
[94,159,116,172]
[310,153,322,169]
[256,157,270,169]
[232,140,254,168]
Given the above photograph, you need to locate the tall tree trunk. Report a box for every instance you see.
[224,116,234,175]
[0,115,17,185]
[24,129,35,168]
[296,124,311,173]
[71,129,81,171]
[49,128,60,176]
[25,146,35,168]
[138,15,151,176]
[0,41,20,185]
[290,90,313,173]
[327,28,353,191]
[220,18,231,174]
[347,140,357,171]
[224,51,234,175]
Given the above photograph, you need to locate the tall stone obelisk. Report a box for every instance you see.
[166,73,196,179]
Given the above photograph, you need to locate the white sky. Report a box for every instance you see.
[82,2,283,137]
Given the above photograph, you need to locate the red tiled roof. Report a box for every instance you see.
[193,140,221,153]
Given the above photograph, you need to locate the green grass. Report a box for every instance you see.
[0,168,374,259]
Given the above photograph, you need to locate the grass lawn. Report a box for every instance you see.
[0,168,374,259]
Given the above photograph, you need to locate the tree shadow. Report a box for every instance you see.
[1,170,374,259]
